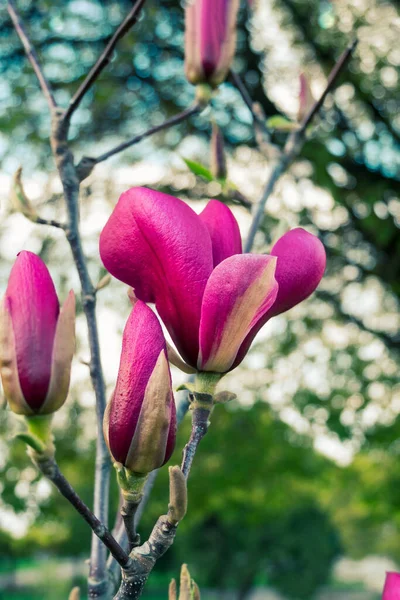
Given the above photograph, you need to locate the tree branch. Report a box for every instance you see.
[244,38,358,252]
[114,395,212,599]
[64,0,147,122]
[31,452,131,569]
[6,0,57,110]
[230,70,269,140]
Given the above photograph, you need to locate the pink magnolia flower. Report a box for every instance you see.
[100,187,326,374]
[0,251,75,415]
[383,572,400,600]
[103,300,176,475]
[185,0,240,88]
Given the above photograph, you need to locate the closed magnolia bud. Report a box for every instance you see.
[297,72,315,123]
[0,251,75,416]
[210,123,227,181]
[103,300,176,475]
[184,0,240,88]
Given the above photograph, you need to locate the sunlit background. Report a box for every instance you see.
[0,0,399,598]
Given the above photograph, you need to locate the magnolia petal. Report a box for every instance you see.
[6,251,59,410]
[232,228,326,369]
[210,0,241,87]
[184,0,205,84]
[108,300,168,466]
[198,254,278,372]
[39,291,76,415]
[103,394,112,456]
[199,200,242,267]
[0,297,33,415]
[100,187,214,367]
[167,342,197,375]
[269,228,326,317]
[125,350,176,474]
[383,572,400,600]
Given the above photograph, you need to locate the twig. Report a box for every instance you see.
[244,38,357,252]
[121,499,141,552]
[35,217,66,229]
[6,1,57,110]
[75,104,201,178]
[64,0,147,121]
[31,452,131,569]
[230,70,269,139]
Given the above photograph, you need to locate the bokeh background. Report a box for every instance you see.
[0,0,399,598]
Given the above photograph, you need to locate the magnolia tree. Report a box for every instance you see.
[1,1,378,599]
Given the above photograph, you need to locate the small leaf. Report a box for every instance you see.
[266,116,300,132]
[183,159,214,182]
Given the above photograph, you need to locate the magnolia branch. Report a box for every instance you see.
[76,103,201,181]
[7,0,57,110]
[245,38,358,252]
[30,451,131,569]
[64,0,147,121]
[114,396,211,600]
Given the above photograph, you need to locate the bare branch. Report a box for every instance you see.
[31,452,131,570]
[245,38,358,252]
[7,0,57,110]
[64,0,147,121]
[230,70,270,139]
[76,104,201,179]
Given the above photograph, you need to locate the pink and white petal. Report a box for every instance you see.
[383,572,400,600]
[100,187,214,367]
[232,228,325,369]
[198,254,278,372]
[0,297,33,415]
[199,200,242,266]
[39,291,76,415]
[167,342,197,375]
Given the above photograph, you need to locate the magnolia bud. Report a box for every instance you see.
[184,0,240,88]
[297,73,315,123]
[103,300,176,475]
[0,251,75,416]
[210,123,227,181]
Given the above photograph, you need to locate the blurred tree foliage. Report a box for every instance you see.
[0,0,399,598]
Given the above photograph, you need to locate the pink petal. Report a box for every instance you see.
[99,187,214,367]
[269,228,326,317]
[199,200,242,266]
[232,228,326,369]
[6,251,59,410]
[383,572,400,600]
[108,300,170,466]
[198,254,278,372]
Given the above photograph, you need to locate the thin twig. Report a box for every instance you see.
[121,499,141,552]
[7,0,57,110]
[64,0,147,121]
[35,217,66,229]
[230,70,269,138]
[92,104,201,165]
[31,453,131,569]
[245,38,357,252]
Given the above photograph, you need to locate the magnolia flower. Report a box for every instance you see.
[0,251,75,415]
[383,572,400,600]
[184,0,240,87]
[100,188,326,375]
[103,300,176,475]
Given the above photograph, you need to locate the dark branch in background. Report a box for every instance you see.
[64,0,146,121]
[245,38,358,252]
[31,452,131,569]
[6,0,57,110]
[230,70,270,140]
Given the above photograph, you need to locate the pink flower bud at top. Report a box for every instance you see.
[0,251,75,416]
[103,300,176,475]
[184,0,240,88]
[383,572,400,600]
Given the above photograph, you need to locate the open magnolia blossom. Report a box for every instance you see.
[383,572,400,600]
[100,187,326,375]
[184,0,240,88]
[0,251,75,415]
[103,299,176,475]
